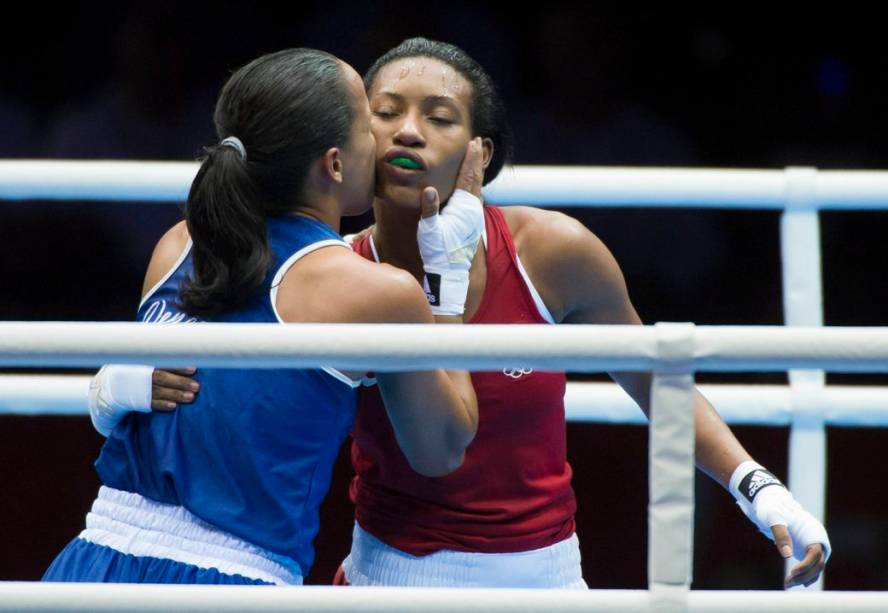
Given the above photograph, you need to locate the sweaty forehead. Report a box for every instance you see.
[370,57,472,105]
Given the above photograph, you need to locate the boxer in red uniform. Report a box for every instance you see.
[344,204,583,587]
[338,37,829,589]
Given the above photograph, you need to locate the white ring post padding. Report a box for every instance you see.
[4,161,888,209]
[2,584,888,613]
[649,323,695,600]
[781,167,827,590]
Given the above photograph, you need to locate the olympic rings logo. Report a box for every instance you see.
[502,367,533,379]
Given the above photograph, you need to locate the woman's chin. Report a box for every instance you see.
[375,184,423,210]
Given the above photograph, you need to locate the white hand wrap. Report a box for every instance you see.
[88,364,154,437]
[416,188,484,315]
[729,461,831,562]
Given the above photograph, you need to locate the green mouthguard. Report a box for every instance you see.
[389,156,422,170]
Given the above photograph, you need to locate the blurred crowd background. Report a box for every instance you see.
[1,4,885,590]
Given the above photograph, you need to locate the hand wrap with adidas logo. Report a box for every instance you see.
[417,189,484,316]
[728,460,831,562]
[88,364,154,436]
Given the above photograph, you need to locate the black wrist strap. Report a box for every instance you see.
[422,272,442,307]
[738,468,784,503]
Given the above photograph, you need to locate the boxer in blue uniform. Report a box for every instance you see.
[43,48,481,585]
[46,216,353,584]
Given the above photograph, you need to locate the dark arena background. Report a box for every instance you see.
[1,3,886,591]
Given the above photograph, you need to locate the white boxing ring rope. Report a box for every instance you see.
[2,584,888,613]
[4,161,888,207]
[2,322,888,612]
[7,375,888,426]
[7,322,888,371]
[4,162,888,610]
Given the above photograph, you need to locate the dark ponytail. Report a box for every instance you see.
[180,48,354,317]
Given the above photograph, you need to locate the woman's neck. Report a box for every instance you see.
[291,200,341,234]
[371,200,424,281]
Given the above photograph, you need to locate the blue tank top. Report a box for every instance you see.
[95,215,358,576]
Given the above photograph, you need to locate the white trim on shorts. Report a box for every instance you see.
[79,486,302,585]
[269,238,363,388]
[342,522,587,589]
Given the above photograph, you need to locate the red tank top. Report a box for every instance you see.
[349,206,576,555]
